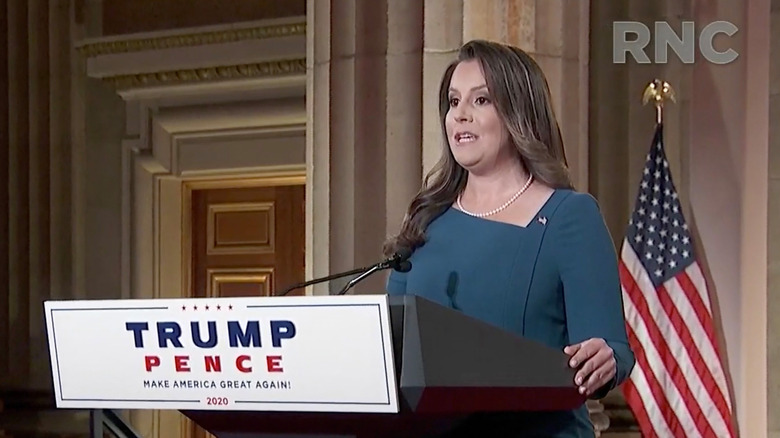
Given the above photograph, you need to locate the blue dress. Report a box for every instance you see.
[387,189,635,437]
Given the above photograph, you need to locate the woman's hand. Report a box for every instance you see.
[564,338,616,396]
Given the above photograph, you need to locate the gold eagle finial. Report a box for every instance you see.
[643,79,676,125]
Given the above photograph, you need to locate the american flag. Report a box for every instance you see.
[619,125,735,437]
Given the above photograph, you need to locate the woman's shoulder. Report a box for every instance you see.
[541,189,615,263]
[550,189,602,217]
[426,206,456,229]
[540,189,606,238]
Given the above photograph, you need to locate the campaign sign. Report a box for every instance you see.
[43,294,399,413]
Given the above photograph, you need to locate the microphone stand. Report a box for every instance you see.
[337,259,411,296]
[335,265,383,296]
[275,265,372,296]
[275,251,412,297]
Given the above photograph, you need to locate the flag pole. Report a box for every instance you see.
[642,79,676,125]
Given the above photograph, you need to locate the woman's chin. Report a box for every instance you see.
[454,157,482,172]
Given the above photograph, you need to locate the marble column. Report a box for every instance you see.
[421,0,463,174]
[769,3,780,438]
[386,0,424,245]
[588,0,631,243]
[3,0,73,403]
[688,0,770,436]
[4,0,32,390]
[306,0,423,295]
[0,0,78,391]
[0,0,8,390]
[737,0,771,436]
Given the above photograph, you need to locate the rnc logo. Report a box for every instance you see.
[613,21,739,65]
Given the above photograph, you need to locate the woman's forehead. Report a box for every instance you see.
[449,60,487,91]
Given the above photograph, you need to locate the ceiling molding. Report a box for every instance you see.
[76,21,305,58]
[104,58,306,90]
[78,18,307,92]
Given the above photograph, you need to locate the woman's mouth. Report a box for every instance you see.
[455,132,478,144]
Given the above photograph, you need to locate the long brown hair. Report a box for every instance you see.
[383,40,574,256]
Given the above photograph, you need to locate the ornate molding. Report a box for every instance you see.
[603,396,641,434]
[588,400,610,437]
[77,22,305,58]
[104,58,306,89]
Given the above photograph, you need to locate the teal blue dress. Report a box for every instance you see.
[387,189,635,437]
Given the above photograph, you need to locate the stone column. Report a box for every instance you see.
[737,0,771,436]
[769,2,780,437]
[386,1,424,230]
[26,0,52,388]
[0,0,78,391]
[4,0,32,390]
[306,0,423,295]
[0,0,9,389]
[421,0,463,174]
[688,1,770,436]
[588,0,631,242]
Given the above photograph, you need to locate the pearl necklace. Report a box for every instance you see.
[457,174,534,218]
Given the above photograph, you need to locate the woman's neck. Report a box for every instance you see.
[460,160,531,205]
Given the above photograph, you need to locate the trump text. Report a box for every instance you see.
[125,319,296,373]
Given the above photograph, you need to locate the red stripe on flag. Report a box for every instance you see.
[623,321,683,436]
[620,261,714,437]
[622,378,659,438]
[678,270,735,435]
[676,270,719,349]
[656,280,733,434]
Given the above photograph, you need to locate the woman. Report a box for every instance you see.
[384,40,635,437]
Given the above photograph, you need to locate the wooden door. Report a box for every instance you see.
[187,182,305,438]
[190,184,305,298]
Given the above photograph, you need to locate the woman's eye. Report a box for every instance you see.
[449,97,459,107]
[475,96,489,105]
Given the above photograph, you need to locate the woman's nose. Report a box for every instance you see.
[453,104,472,122]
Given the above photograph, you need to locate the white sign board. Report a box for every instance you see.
[43,294,399,413]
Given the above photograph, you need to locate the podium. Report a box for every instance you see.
[44,294,585,438]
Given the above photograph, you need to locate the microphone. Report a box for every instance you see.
[275,248,412,296]
[335,248,412,296]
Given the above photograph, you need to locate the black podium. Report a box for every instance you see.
[181,295,586,437]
